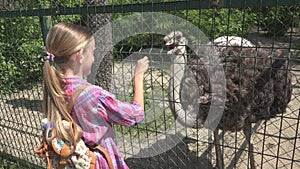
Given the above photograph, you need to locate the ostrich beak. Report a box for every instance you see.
[166,43,176,51]
[164,40,176,51]
[165,40,173,46]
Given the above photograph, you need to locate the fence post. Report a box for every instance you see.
[39,3,52,45]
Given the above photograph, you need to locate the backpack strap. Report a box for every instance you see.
[94,145,114,169]
[68,85,114,169]
[35,137,54,169]
[67,85,90,113]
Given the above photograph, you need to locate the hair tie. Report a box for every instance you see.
[45,47,55,62]
[46,52,55,62]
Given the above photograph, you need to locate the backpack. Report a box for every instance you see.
[34,86,114,169]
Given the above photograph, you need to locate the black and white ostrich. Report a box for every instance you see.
[164,31,292,169]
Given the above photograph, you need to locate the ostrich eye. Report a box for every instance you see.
[175,35,182,41]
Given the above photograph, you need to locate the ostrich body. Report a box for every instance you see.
[164,31,292,168]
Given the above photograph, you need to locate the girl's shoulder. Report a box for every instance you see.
[84,85,115,98]
[64,77,115,98]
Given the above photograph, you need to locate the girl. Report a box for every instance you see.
[43,22,149,168]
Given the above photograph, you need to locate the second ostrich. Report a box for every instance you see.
[164,31,292,169]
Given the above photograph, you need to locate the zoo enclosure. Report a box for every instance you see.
[0,0,300,168]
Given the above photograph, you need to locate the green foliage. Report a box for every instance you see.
[254,6,300,36]
[111,9,256,60]
[170,8,256,40]
[0,160,19,169]
[0,1,84,95]
[111,0,256,40]
[0,16,44,95]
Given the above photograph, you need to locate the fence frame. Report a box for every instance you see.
[0,0,299,17]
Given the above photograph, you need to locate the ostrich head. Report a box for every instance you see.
[164,31,188,55]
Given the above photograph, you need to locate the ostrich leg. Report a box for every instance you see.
[214,128,224,169]
[243,120,256,169]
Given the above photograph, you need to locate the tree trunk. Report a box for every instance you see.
[83,0,113,91]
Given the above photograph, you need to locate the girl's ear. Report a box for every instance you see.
[73,49,84,63]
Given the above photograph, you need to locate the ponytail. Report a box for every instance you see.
[43,60,82,142]
[42,23,93,143]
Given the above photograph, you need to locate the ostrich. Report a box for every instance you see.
[164,31,292,169]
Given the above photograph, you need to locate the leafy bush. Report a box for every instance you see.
[0,0,84,95]
[111,8,256,60]
[171,8,256,40]
[0,17,44,95]
[253,6,300,36]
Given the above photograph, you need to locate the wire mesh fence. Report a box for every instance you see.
[0,0,299,168]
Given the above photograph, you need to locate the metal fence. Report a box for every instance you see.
[0,0,299,168]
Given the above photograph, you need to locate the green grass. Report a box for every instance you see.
[0,159,22,169]
[113,67,177,140]
[0,154,44,169]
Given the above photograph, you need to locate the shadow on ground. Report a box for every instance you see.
[125,137,214,169]
[5,98,43,112]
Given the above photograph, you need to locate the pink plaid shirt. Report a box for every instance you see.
[64,77,144,169]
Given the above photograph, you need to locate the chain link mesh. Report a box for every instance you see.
[0,0,299,168]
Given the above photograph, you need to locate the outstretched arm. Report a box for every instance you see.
[133,56,149,110]
[89,56,149,126]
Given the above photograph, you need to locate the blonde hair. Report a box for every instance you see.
[43,23,93,142]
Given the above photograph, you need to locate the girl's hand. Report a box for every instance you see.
[134,56,149,78]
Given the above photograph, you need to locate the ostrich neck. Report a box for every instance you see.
[170,50,191,124]
[171,52,186,94]
[169,48,203,128]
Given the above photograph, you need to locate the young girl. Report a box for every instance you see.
[43,22,149,168]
